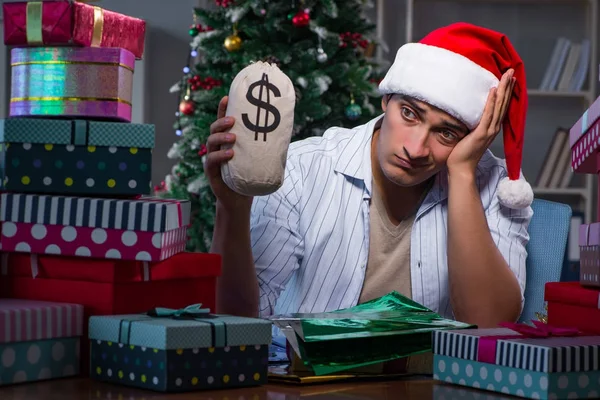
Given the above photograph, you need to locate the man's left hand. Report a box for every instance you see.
[446,69,516,178]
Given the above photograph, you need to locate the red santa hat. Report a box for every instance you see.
[378,22,533,209]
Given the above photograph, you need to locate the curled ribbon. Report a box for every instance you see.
[477,321,582,364]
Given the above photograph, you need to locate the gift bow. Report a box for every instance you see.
[477,321,582,364]
[146,303,213,319]
[118,304,226,347]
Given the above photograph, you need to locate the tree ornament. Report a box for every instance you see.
[179,87,195,116]
[292,9,310,27]
[215,0,234,7]
[316,47,328,63]
[345,94,362,121]
[179,100,195,116]
[224,27,242,52]
[189,24,199,37]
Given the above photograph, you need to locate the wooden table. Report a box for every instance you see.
[0,376,517,399]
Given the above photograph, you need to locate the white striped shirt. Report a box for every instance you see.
[251,115,532,319]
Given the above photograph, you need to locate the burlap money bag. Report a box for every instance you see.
[221,61,296,196]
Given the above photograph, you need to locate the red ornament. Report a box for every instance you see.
[292,10,310,27]
[215,0,234,7]
[197,144,207,157]
[339,32,367,49]
[179,100,195,116]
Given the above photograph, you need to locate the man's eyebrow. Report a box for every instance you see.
[398,96,428,115]
[440,120,469,136]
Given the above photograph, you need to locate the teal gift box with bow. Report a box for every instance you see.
[0,118,154,196]
[88,304,273,392]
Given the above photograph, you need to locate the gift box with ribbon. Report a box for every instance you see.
[432,321,600,399]
[88,306,272,392]
[545,281,600,335]
[0,298,83,386]
[579,223,600,287]
[0,251,221,374]
[0,193,189,261]
[2,1,146,59]
[10,46,135,121]
[0,118,154,195]
[571,95,600,174]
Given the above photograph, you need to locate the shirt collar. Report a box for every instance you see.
[332,113,449,206]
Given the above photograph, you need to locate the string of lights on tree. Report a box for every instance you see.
[172,0,374,143]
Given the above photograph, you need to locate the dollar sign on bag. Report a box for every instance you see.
[242,73,281,141]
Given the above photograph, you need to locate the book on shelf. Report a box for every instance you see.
[539,37,590,92]
[535,127,572,189]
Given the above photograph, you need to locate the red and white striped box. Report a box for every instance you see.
[0,193,190,261]
[0,299,84,385]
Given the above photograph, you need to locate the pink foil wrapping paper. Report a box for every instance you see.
[0,298,83,344]
[2,1,146,59]
[10,47,134,122]
[1,223,188,262]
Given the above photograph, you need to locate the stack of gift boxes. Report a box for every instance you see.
[0,0,271,392]
[429,73,600,398]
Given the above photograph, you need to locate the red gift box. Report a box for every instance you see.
[545,281,600,334]
[0,251,221,374]
[2,1,146,59]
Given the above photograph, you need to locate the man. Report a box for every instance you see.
[205,22,534,329]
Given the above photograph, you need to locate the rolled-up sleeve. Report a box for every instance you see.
[250,158,304,317]
[485,169,533,314]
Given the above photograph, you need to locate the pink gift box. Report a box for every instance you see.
[570,96,600,174]
[0,298,83,344]
[579,223,600,287]
[3,1,146,59]
[1,222,188,262]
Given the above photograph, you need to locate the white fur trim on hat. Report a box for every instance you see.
[497,177,533,209]
[378,43,499,129]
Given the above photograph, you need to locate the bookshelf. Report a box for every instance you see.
[375,0,598,223]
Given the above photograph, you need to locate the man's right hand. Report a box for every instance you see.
[206,96,254,211]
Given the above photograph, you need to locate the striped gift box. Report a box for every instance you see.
[0,299,84,343]
[0,193,190,232]
[433,328,600,373]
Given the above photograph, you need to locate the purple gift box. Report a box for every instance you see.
[10,46,135,122]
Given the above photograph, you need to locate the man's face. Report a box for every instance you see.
[375,94,470,187]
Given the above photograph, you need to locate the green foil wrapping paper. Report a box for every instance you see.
[270,291,474,375]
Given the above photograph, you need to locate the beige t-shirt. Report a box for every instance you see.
[358,182,433,375]
[358,183,415,303]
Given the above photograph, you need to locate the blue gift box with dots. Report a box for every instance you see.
[432,327,600,399]
[0,118,154,196]
[88,312,273,392]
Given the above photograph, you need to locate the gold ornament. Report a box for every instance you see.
[224,33,242,52]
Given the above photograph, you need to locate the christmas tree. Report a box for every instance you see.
[161,0,386,252]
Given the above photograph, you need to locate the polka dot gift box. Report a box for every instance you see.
[0,118,154,196]
[432,323,600,399]
[570,95,600,174]
[0,298,83,387]
[0,193,190,262]
[88,307,273,392]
